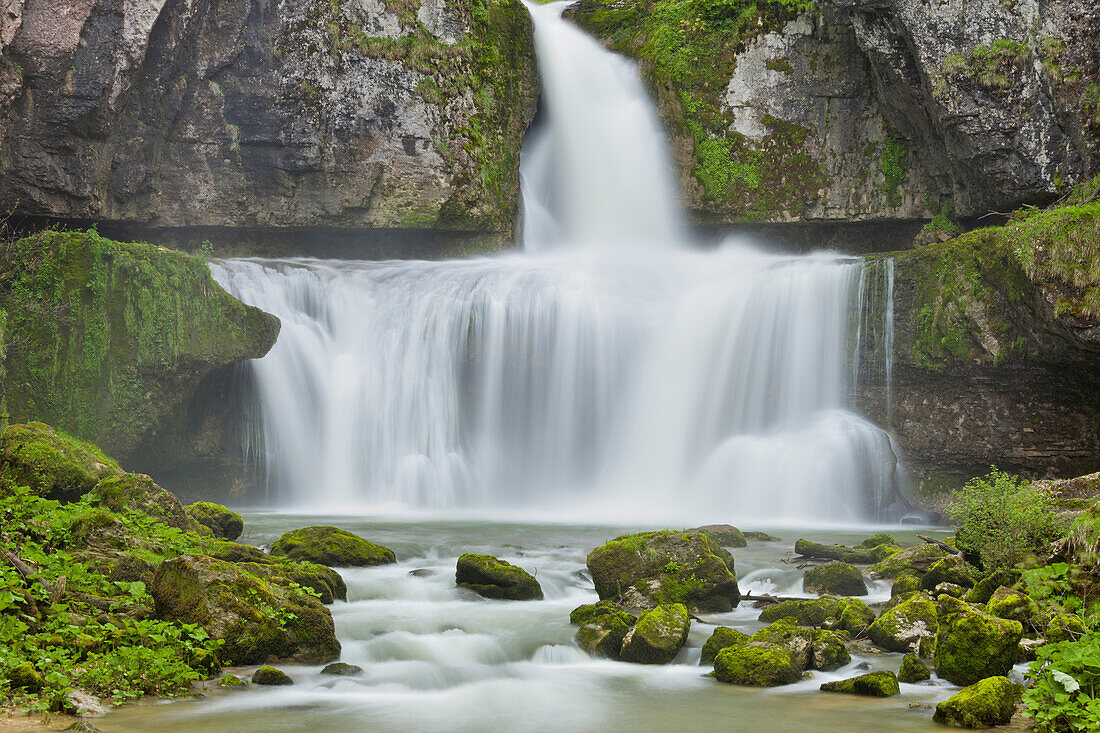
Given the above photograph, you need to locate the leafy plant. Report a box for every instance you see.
[947,468,1067,571]
[1024,633,1100,731]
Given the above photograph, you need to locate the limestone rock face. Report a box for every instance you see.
[0,0,538,239]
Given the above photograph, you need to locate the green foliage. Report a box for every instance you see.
[879,134,909,206]
[663,561,682,574]
[942,38,1032,91]
[1024,633,1100,732]
[947,468,1067,571]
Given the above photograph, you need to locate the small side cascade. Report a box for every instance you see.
[853,258,897,426]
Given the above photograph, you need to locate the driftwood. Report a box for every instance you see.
[741,592,818,606]
[917,534,962,556]
[1,546,148,616]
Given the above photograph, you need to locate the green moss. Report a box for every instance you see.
[620,603,690,664]
[868,543,951,579]
[184,502,244,541]
[575,604,636,659]
[867,592,937,655]
[271,526,396,568]
[890,573,922,605]
[810,628,851,671]
[701,627,750,664]
[933,676,1021,728]
[898,653,931,683]
[803,562,867,597]
[794,538,899,564]
[0,421,118,502]
[941,38,1032,92]
[1046,613,1087,643]
[752,617,813,669]
[964,569,1021,606]
[757,596,873,635]
[252,665,293,686]
[984,586,1038,624]
[712,642,801,686]
[820,670,900,697]
[934,595,1023,686]
[455,552,542,600]
[5,662,44,692]
[878,133,909,206]
[216,673,249,687]
[0,230,278,456]
[920,557,974,592]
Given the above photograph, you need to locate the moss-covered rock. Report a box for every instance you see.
[571,602,636,659]
[6,662,44,692]
[455,553,542,601]
[868,543,951,579]
[804,562,867,597]
[151,554,341,665]
[920,557,974,591]
[811,629,851,671]
[586,530,739,612]
[252,666,293,686]
[820,671,900,697]
[934,595,1023,686]
[321,662,363,677]
[619,603,690,664]
[1046,613,1087,643]
[185,502,243,541]
[211,540,270,564]
[701,627,750,665]
[758,596,874,636]
[216,673,249,687]
[898,653,931,683]
[867,592,937,654]
[984,586,1037,625]
[890,573,922,604]
[0,230,279,459]
[689,524,747,547]
[752,618,813,669]
[857,534,899,549]
[934,583,966,599]
[963,569,1020,606]
[271,526,396,568]
[794,538,899,564]
[712,642,801,687]
[932,675,1021,728]
[744,531,781,542]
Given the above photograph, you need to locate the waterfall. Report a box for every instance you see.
[210,2,907,523]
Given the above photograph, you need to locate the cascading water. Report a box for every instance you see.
[212,1,907,524]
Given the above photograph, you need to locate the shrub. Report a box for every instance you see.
[1023,632,1100,732]
[947,468,1067,571]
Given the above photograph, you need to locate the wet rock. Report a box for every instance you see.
[794,538,899,564]
[185,502,244,541]
[752,618,813,669]
[890,573,922,605]
[758,597,875,636]
[803,562,867,597]
[571,601,636,659]
[689,524,747,547]
[252,666,293,686]
[216,673,249,687]
[271,526,396,567]
[6,661,43,692]
[920,557,973,591]
[620,603,690,665]
[934,595,1023,686]
[586,530,740,613]
[867,592,937,655]
[151,554,341,665]
[713,642,801,687]
[933,676,1021,728]
[744,531,781,542]
[701,627,750,665]
[820,670,900,697]
[897,653,931,683]
[321,662,364,677]
[868,543,951,579]
[810,629,852,671]
[456,553,542,601]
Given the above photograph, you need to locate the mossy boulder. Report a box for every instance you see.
[1046,613,1087,643]
[216,673,249,687]
[804,562,867,597]
[701,627,750,664]
[935,582,967,598]
[184,502,243,541]
[920,557,973,591]
[752,618,813,669]
[252,666,293,686]
[758,597,874,635]
[984,586,1037,624]
[571,601,636,659]
[934,595,1023,686]
[868,543,951,579]
[455,553,543,600]
[208,541,346,603]
[891,573,922,604]
[586,530,739,612]
[6,662,44,692]
[151,554,341,665]
[321,662,363,676]
[712,642,801,686]
[811,629,852,671]
[271,526,396,568]
[857,534,899,549]
[744,531,781,542]
[619,603,690,664]
[689,524,747,547]
[932,675,1021,728]
[867,592,938,654]
[898,653,931,683]
[211,540,269,564]
[794,538,899,564]
[820,671,900,697]
[963,569,1020,606]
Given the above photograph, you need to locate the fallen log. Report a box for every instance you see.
[1,547,149,616]
[741,592,819,606]
[917,534,962,556]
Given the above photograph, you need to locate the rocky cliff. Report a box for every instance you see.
[0,0,538,248]
[569,0,1098,226]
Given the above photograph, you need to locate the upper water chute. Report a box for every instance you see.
[520,1,685,251]
[211,3,909,524]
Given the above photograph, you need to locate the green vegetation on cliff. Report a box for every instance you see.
[0,229,278,457]
[569,0,820,220]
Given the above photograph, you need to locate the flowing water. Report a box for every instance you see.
[99,4,953,731]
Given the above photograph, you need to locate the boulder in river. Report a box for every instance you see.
[803,562,867,596]
[620,603,690,664]
[271,526,396,567]
[185,502,244,541]
[820,671,900,697]
[689,524,747,547]
[867,592,937,655]
[758,596,874,636]
[934,595,1022,687]
[701,627,751,665]
[252,666,293,686]
[932,676,1021,728]
[919,556,973,591]
[456,553,543,600]
[984,586,1038,625]
[897,653,931,683]
[321,662,364,677]
[751,618,813,669]
[712,642,801,687]
[889,573,922,605]
[571,601,637,659]
[810,629,851,671]
[586,530,739,612]
[794,537,900,564]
